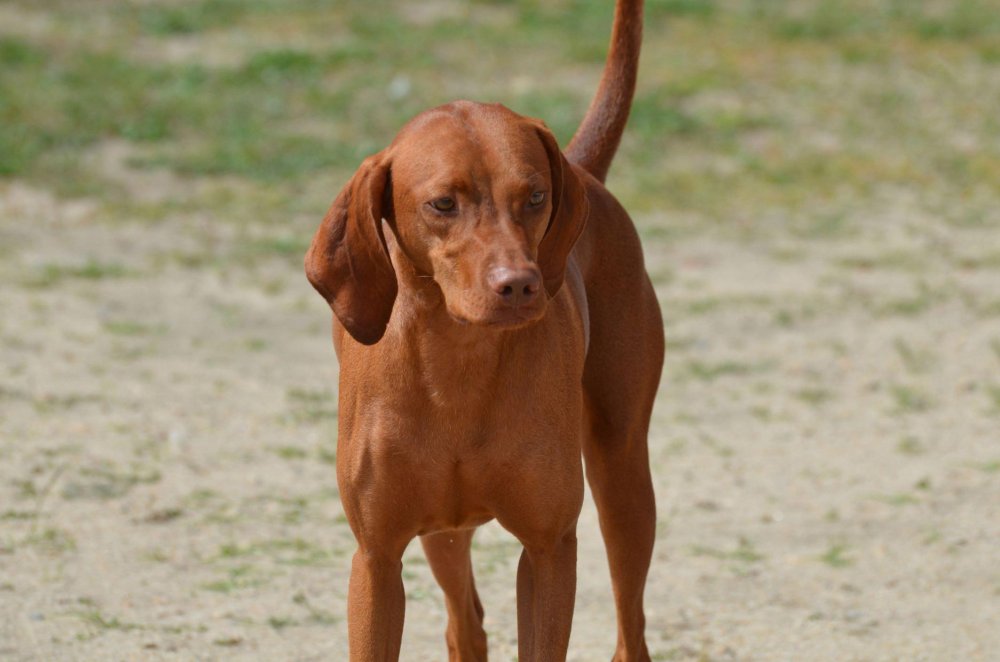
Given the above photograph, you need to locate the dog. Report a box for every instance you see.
[305,0,662,659]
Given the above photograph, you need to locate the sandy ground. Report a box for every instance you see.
[1,172,999,662]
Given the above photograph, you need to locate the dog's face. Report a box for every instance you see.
[306,101,588,345]
[389,105,559,328]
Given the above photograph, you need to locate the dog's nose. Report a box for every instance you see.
[488,267,541,307]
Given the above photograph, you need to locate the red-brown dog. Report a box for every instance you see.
[305,1,662,659]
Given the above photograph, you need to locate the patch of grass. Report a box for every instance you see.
[893,338,935,374]
[24,527,77,555]
[766,4,871,40]
[216,537,334,566]
[876,283,943,318]
[985,384,1000,413]
[23,261,131,288]
[678,294,774,316]
[1,0,997,230]
[102,321,163,336]
[819,543,853,568]
[922,529,943,545]
[838,251,927,272]
[974,460,1000,474]
[318,445,337,465]
[32,393,103,414]
[267,616,297,630]
[165,133,356,181]
[0,36,46,67]
[74,608,142,632]
[873,492,919,507]
[142,508,184,524]
[792,213,855,240]
[1,510,37,521]
[795,387,833,406]
[685,360,770,381]
[245,337,269,351]
[890,384,933,413]
[239,235,311,259]
[292,591,339,625]
[141,549,171,563]
[648,0,718,19]
[907,0,1000,40]
[0,37,362,187]
[897,436,925,456]
[61,463,161,501]
[201,564,264,593]
[242,49,324,82]
[131,0,249,36]
[12,479,38,500]
[954,251,1000,270]
[270,445,308,460]
[690,537,764,564]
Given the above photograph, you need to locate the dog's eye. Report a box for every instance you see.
[430,197,456,212]
[528,191,546,207]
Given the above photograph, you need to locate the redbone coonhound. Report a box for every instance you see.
[305,1,662,659]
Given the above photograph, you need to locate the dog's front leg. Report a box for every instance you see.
[516,529,578,661]
[347,545,406,661]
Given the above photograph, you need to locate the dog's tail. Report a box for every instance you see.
[564,0,643,183]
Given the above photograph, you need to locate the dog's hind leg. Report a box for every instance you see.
[421,529,488,661]
[582,265,663,662]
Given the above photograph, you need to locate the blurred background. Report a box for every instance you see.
[1,1,999,660]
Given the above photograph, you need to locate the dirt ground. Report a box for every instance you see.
[2,173,999,661]
[3,1,1000,660]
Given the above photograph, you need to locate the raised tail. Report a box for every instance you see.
[564,0,643,183]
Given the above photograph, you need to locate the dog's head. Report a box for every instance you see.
[305,101,588,345]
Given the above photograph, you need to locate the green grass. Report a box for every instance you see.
[897,436,925,456]
[201,564,265,593]
[0,0,996,228]
[292,591,339,625]
[893,339,935,374]
[74,608,142,633]
[685,360,771,381]
[24,527,77,554]
[23,261,131,288]
[819,543,853,568]
[750,0,1000,41]
[129,0,250,36]
[795,387,833,406]
[690,537,765,564]
[103,321,164,336]
[985,384,1000,413]
[874,493,919,506]
[890,384,934,413]
[60,463,161,501]
[270,445,309,460]
[216,537,334,566]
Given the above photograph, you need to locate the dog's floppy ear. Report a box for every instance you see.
[305,151,396,345]
[535,124,589,298]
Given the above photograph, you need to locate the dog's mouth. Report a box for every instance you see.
[483,308,545,329]
[448,301,546,330]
